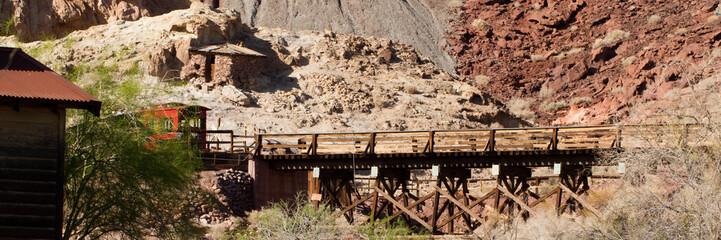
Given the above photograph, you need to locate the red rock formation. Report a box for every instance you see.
[448,0,721,125]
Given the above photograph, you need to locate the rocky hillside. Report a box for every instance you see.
[1,4,526,134]
[222,0,460,74]
[0,0,191,41]
[449,0,721,125]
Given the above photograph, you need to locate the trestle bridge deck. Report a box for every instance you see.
[253,124,703,170]
[230,124,705,234]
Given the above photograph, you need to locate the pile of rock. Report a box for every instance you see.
[214,169,254,216]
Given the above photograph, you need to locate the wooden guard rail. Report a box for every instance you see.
[198,130,253,153]
[254,124,705,156]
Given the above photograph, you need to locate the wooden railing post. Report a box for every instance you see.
[615,126,622,148]
[369,132,376,154]
[230,131,234,154]
[551,128,558,150]
[489,129,496,152]
[254,135,263,156]
[311,134,318,155]
[428,131,435,153]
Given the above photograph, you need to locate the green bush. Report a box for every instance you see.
[62,62,205,239]
[227,195,340,239]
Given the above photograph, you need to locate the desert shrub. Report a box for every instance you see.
[622,56,637,68]
[610,86,624,95]
[590,124,721,239]
[530,54,546,62]
[539,100,567,112]
[439,82,458,95]
[647,15,662,25]
[569,25,579,31]
[508,98,536,122]
[447,0,463,8]
[471,18,491,31]
[229,195,340,240]
[475,74,491,86]
[707,15,720,23]
[538,86,555,99]
[356,217,429,240]
[570,97,592,105]
[1,17,14,36]
[592,29,630,48]
[404,85,419,94]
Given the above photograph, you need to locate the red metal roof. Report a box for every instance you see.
[0,47,101,115]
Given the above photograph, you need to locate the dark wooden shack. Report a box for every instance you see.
[0,47,101,239]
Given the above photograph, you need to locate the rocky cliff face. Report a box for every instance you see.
[221,0,459,74]
[448,0,721,125]
[1,0,191,41]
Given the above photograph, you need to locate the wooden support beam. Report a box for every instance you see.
[529,187,560,208]
[437,190,496,228]
[374,187,432,230]
[388,192,436,221]
[558,184,600,218]
[434,186,485,224]
[334,193,374,218]
[497,184,536,216]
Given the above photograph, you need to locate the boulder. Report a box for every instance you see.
[221,86,251,106]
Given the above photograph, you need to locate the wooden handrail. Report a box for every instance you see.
[251,123,704,156]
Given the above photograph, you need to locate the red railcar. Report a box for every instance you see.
[139,103,210,151]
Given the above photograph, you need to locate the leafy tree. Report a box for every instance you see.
[62,64,205,239]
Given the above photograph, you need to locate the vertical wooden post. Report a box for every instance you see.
[615,126,622,148]
[551,128,558,150]
[489,129,496,152]
[254,135,263,156]
[311,134,318,155]
[428,131,435,153]
[230,130,234,154]
[431,177,442,233]
[308,171,320,209]
[370,177,380,222]
[494,176,502,210]
[369,132,376,154]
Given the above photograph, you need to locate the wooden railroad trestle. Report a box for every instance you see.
[312,165,600,234]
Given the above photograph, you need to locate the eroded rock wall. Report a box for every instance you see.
[1,0,192,41]
[221,0,459,74]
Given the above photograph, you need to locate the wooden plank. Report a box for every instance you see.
[0,132,62,148]
[388,192,436,221]
[558,184,601,218]
[0,157,56,170]
[334,193,375,218]
[496,185,536,216]
[0,168,57,182]
[0,146,58,158]
[0,215,55,227]
[434,187,485,224]
[0,191,56,204]
[0,226,55,239]
[495,139,551,144]
[262,144,309,148]
[374,187,432,230]
[0,203,55,216]
[0,121,58,137]
[0,107,59,124]
[0,180,56,193]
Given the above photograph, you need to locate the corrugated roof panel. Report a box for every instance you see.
[0,47,102,115]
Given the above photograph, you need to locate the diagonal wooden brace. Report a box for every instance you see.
[558,184,601,218]
[334,193,374,218]
[374,187,432,230]
[497,184,537,216]
[388,192,436,221]
[434,186,485,224]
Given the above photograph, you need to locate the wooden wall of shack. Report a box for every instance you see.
[0,105,65,239]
